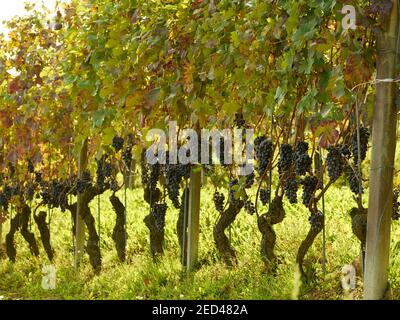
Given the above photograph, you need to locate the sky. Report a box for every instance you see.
[0,0,60,34]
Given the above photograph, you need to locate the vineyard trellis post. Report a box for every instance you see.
[186,165,202,272]
[74,138,88,269]
[364,0,399,300]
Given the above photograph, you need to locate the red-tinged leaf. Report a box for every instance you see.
[0,111,13,129]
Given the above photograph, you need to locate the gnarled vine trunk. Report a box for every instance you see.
[296,214,324,277]
[214,202,244,267]
[110,193,126,262]
[257,196,285,270]
[66,186,102,272]
[19,203,39,257]
[143,213,164,261]
[34,211,54,261]
[143,186,164,261]
[5,211,20,262]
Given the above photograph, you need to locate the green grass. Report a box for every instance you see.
[1,183,400,300]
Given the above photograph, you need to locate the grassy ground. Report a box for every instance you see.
[1,180,400,300]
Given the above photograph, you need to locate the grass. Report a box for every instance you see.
[1,180,400,301]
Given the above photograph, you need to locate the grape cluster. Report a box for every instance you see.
[112,136,124,152]
[245,171,255,188]
[284,176,298,204]
[27,159,34,173]
[3,185,12,199]
[126,133,134,147]
[149,163,160,191]
[110,179,119,192]
[309,211,324,231]
[8,162,15,177]
[76,170,92,194]
[10,185,20,197]
[213,191,225,213]
[294,141,312,176]
[255,136,273,175]
[0,192,9,210]
[151,203,168,232]
[96,157,112,189]
[326,146,346,182]
[122,147,133,170]
[301,176,319,207]
[278,144,293,174]
[35,172,42,184]
[346,166,363,195]
[260,188,271,205]
[141,150,149,185]
[165,160,190,208]
[393,189,400,221]
[351,127,370,164]
[338,144,351,159]
[366,0,392,17]
[234,113,246,128]
[244,200,255,215]
[39,180,68,209]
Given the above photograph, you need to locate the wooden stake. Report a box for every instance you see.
[186,166,201,272]
[364,0,399,300]
[74,138,88,270]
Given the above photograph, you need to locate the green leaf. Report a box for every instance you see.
[222,101,241,115]
[230,31,240,47]
[298,88,317,113]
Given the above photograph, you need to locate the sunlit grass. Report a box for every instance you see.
[1,180,399,300]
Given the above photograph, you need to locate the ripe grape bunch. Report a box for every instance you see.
[346,166,363,195]
[259,188,271,206]
[112,136,124,152]
[96,157,112,189]
[35,172,42,184]
[245,171,255,188]
[213,191,225,213]
[149,163,161,191]
[326,146,347,182]
[122,147,133,170]
[278,144,293,174]
[151,203,168,232]
[254,136,273,175]
[309,211,324,231]
[351,127,370,165]
[141,150,149,185]
[27,159,35,174]
[244,200,255,215]
[0,192,9,210]
[110,179,119,192]
[76,170,92,194]
[301,175,319,207]
[294,141,312,176]
[165,160,190,208]
[284,176,298,204]
[234,112,246,128]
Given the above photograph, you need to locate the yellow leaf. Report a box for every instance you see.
[126,91,143,108]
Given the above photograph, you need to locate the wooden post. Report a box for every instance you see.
[186,165,201,272]
[74,138,88,269]
[364,0,399,300]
